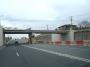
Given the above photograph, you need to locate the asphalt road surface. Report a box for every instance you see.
[0,44,90,67]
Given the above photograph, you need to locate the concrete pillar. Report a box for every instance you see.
[51,34,61,44]
[68,28,74,44]
[0,25,3,46]
[28,33,32,44]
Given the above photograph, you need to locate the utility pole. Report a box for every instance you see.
[70,16,73,26]
[46,25,49,30]
[70,16,73,30]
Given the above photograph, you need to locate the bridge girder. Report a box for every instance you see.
[3,30,66,34]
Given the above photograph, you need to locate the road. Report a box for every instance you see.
[0,44,90,67]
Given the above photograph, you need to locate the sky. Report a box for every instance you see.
[0,0,90,38]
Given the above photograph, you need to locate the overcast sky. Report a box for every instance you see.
[0,0,90,38]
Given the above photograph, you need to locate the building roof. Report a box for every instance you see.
[58,24,77,29]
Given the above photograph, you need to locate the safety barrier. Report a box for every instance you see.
[55,41,61,44]
[55,41,61,46]
[65,41,71,45]
[76,40,84,46]
[48,41,61,46]
[49,40,87,46]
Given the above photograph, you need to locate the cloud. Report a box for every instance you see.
[0,0,89,38]
[1,20,15,27]
[0,0,57,20]
[0,0,89,28]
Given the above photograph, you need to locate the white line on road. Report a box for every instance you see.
[16,52,19,56]
[23,45,90,63]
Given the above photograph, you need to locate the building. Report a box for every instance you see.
[58,24,77,30]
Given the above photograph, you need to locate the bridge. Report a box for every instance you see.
[3,29,66,34]
[0,25,70,46]
[0,25,76,46]
[3,29,67,44]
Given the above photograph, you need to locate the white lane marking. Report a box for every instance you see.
[16,52,19,56]
[23,45,90,63]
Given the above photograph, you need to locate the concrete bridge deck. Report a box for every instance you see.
[3,30,67,34]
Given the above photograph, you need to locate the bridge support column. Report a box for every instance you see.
[51,34,61,44]
[68,28,74,45]
[0,25,3,46]
[28,33,32,44]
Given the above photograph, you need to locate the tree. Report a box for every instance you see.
[78,20,90,27]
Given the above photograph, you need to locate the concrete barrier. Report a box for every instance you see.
[65,41,71,45]
[0,25,3,46]
[76,40,84,46]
